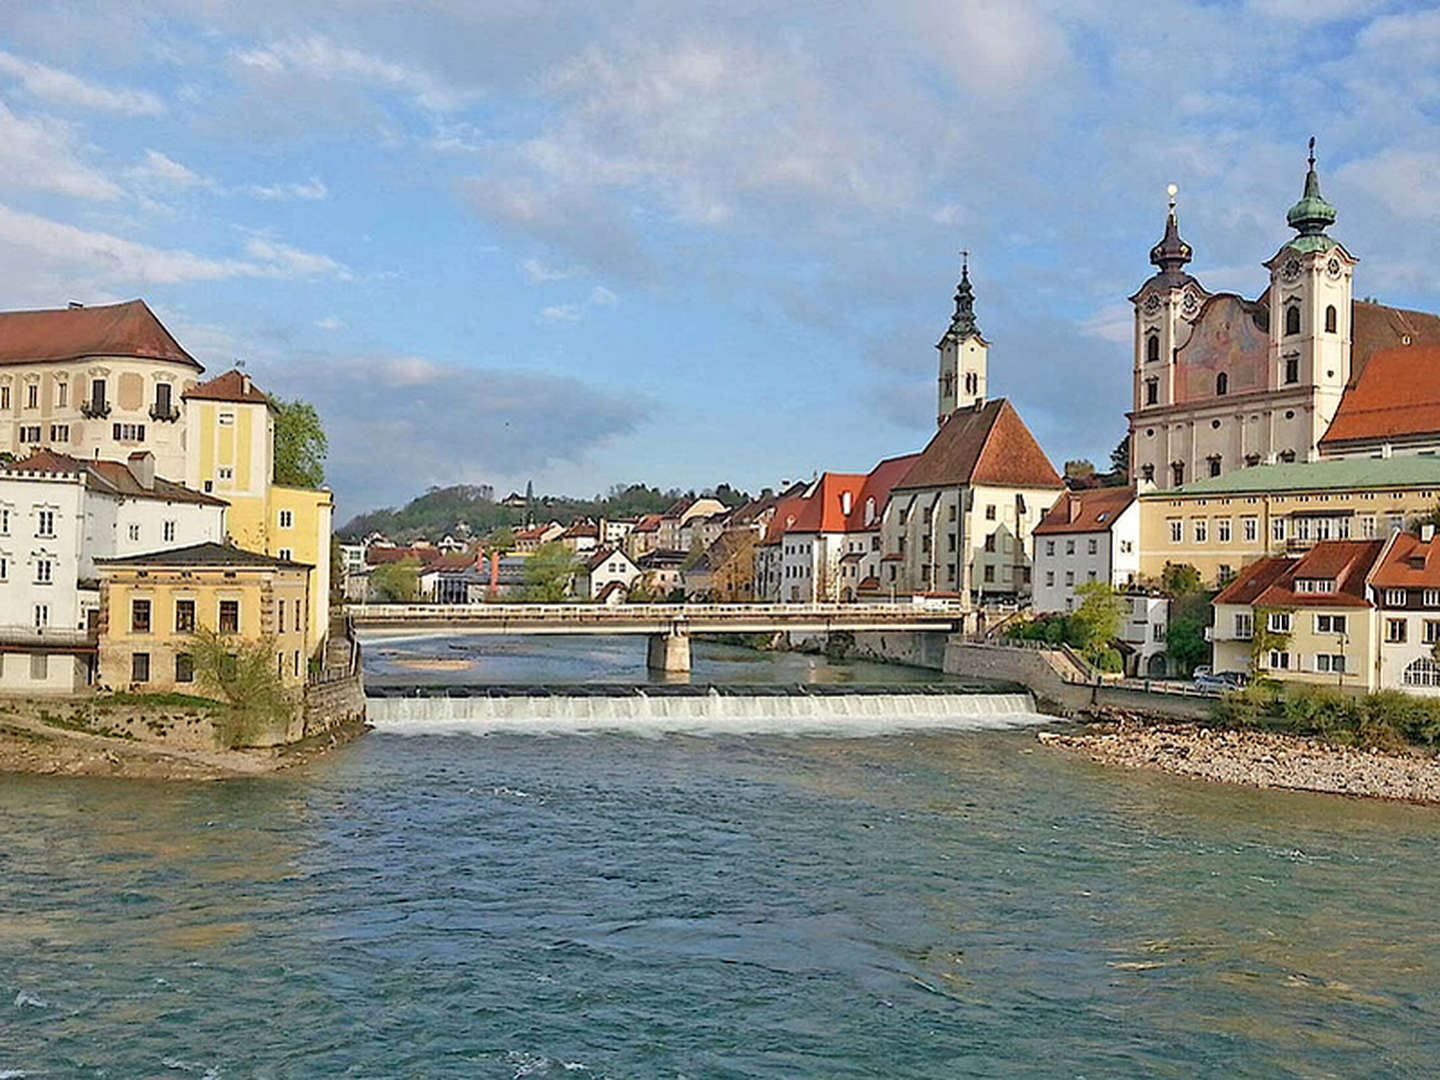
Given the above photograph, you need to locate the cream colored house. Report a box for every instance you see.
[1138,457,1440,588]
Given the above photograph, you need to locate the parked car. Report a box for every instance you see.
[1193,668,1248,692]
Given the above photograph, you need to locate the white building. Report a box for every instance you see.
[0,449,226,693]
[575,547,641,601]
[1032,487,1141,613]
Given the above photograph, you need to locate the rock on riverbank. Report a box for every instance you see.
[1040,713,1440,804]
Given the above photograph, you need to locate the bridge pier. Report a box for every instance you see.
[647,631,691,674]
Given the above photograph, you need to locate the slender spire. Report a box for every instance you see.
[1285,136,1337,250]
[1148,182,1193,283]
[947,249,980,339]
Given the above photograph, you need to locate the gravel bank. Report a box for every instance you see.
[1040,714,1440,804]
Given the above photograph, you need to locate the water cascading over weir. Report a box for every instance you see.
[364,684,1049,737]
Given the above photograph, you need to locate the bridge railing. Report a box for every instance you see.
[346,601,967,621]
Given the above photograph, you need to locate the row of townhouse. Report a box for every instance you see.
[1211,531,1440,694]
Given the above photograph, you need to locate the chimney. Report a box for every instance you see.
[127,450,155,490]
[1424,524,1436,543]
[241,374,252,395]
[1067,494,1080,523]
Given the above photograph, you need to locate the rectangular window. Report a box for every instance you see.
[278,509,294,529]
[18,425,41,443]
[217,466,234,482]
[1242,517,1258,543]
[1268,650,1290,670]
[0,385,8,409]
[35,559,52,584]
[1361,515,1377,539]
[277,652,285,678]
[1389,515,1405,535]
[36,509,55,537]
[1194,519,1208,543]
[294,650,301,678]
[278,547,293,561]
[175,598,195,633]
[155,382,172,414]
[56,381,67,408]
[111,423,146,442]
[91,378,106,409]
[984,534,997,553]
[1065,570,1074,586]
[131,652,150,683]
[985,505,996,521]
[33,603,48,628]
[131,599,151,633]
[1387,618,1408,644]
[1386,588,1407,607]
[1315,614,1347,634]
[1268,612,1291,633]
[1088,538,1098,555]
[1426,589,1440,608]
[279,599,286,630]
[26,383,37,409]
[0,555,7,580]
[175,652,194,683]
[219,411,235,426]
[163,520,176,542]
[1045,571,1055,586]
[219,600,240,634]
[1217,519,1231,544]
[1234,612,1253,639]
[983,565,994,583]
[128,523,141,542]
[1066,539,1075,555]
[1425,620,1440,646]
[1168,519,1182,543]
[1315,654,1346,674]
[1272,518,1286,542]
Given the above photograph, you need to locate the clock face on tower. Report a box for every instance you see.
[1281,257,1302,283]
[1327,257,1342,279]
[1144,293,1161,314]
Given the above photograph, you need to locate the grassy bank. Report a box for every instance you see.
[1213,683,1440,753]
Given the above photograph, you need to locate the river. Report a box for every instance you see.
[4,638,1440,1077]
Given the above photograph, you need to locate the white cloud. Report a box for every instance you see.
[589,285,618,306]
[541,304,583,322]
[127,148,209,189]
[0,101,123,201]
[316,316,345,331]
[1079,303,1134,345]
[521,258,579,283]
[1338,147,1440,221]
[0,50,164,115]
[249,176,329,201]
[243,236,352,279]
[232,36,467,112]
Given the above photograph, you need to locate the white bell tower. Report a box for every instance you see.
[937,251,988,426]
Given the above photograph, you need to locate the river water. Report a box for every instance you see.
[5,639,1440,1077]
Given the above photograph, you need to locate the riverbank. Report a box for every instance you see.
[0,710,370,780]
[1041,712,1440,804]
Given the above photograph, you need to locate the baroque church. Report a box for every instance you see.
[1128,142,1440,488]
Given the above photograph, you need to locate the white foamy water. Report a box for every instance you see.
[365,691,1051,737]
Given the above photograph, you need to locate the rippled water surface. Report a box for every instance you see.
[5,726,1440,1078]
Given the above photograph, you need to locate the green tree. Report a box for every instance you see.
[1071,581,1125,659]
[487,526,516,553]
[273,397,328,489]
[1109,435,1130,484]
[190,626,297,748]
[1161,561,1203,596]
[1411,503,1440,532]
[371,558,420,602]
[1064,459,1097,485]
[524,541,578,602]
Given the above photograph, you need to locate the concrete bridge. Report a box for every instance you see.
[345,601,968,673]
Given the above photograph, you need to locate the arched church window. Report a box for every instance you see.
[1145,378,1158,406]
[1216,372,1228,396]
[1285,304,1300,336]
[1208,455,1222,478]
[1325,305,1337,333]
[1171,462,1185,487]
[1146,333,1160,364]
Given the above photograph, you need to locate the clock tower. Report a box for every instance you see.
[936,252,988,426]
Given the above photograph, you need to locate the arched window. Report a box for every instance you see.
[1171,462,1185,487]
[1325,305,1337,333]
[1145,378,1158,406]
[1405,657,1440,688]
[1285,304,1300,336]
[1216,372,1228,396]
[1146,333,1160,364]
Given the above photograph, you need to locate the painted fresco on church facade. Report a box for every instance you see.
[1174,295,1269,403]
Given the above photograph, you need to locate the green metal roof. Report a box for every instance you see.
[1145,457,1440,498]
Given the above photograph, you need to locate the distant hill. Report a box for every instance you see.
[338,482,754,541]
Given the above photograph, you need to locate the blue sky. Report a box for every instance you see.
[2,2,1440,519]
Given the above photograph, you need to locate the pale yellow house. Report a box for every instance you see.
[97,541,311,693]
[1138,457,1440,588]
[183,370,333,654]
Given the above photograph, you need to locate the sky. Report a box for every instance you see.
[3,1,1440,521]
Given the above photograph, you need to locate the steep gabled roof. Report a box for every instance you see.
[1214,557,1293,607]
[0,299,199,369]
[1319,343,1440,448]
[894,398,1062,491]
[786,473,867,534]
[1216,540,1385,610]
[849,453,921,530]
[6,450,225,506]
[1371,532,1440,589]
[1350,301,1440,384]
[1034,486,1136,536]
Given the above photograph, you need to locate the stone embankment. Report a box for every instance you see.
[1041,710,1440,804]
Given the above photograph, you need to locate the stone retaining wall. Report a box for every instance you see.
[303,674,366,738]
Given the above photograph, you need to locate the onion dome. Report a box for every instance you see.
[1149,183,1194,286]
[1285,138,1338,253]
[943,251,981,341]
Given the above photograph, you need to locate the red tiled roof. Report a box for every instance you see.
[848,453,921,530]
[1220,540,1386,609]
[632,514,662,533]
[787,473,867,534]
[895,398,1062,491]
[6,449,224,506]
[0,299,199,369]
[421,552,477,573]
[1350,301,1440,383]
[1034,486,1136,536]
[366,545,426,566]
[182,368,274,406]
[1214,557,1292,606]
[1319,343,1440,448]
[1370,532,1440,588]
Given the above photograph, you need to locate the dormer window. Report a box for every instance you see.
[1285,304,1301,336]
[840,491,852,516]
[1325,305,1337,333]
[1146,333,1160,364]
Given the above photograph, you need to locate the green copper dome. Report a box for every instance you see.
[1285,139,1337,253]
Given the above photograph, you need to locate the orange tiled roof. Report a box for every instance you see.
[1371,532,1440,588]
[848,453,921,530]
[1219,540,1386,609]
[1034,486,1136,536]
[182,368,274,406]
[1319,343,1440,448]
[0,299,199,369]
[895,398,1063,491]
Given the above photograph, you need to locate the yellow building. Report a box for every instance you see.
[182,370,333,654]
[1138,457,1440,587]
[97,541,311,693]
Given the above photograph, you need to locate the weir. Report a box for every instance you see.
[364,684,1048,737]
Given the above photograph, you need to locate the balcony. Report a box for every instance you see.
[148,402,181,422]
[79,399,111,419]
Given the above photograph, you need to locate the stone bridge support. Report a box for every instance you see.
[647,630,692,674]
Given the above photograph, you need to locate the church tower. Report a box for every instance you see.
[1261,139,1356,457]
[936,253,988,426]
